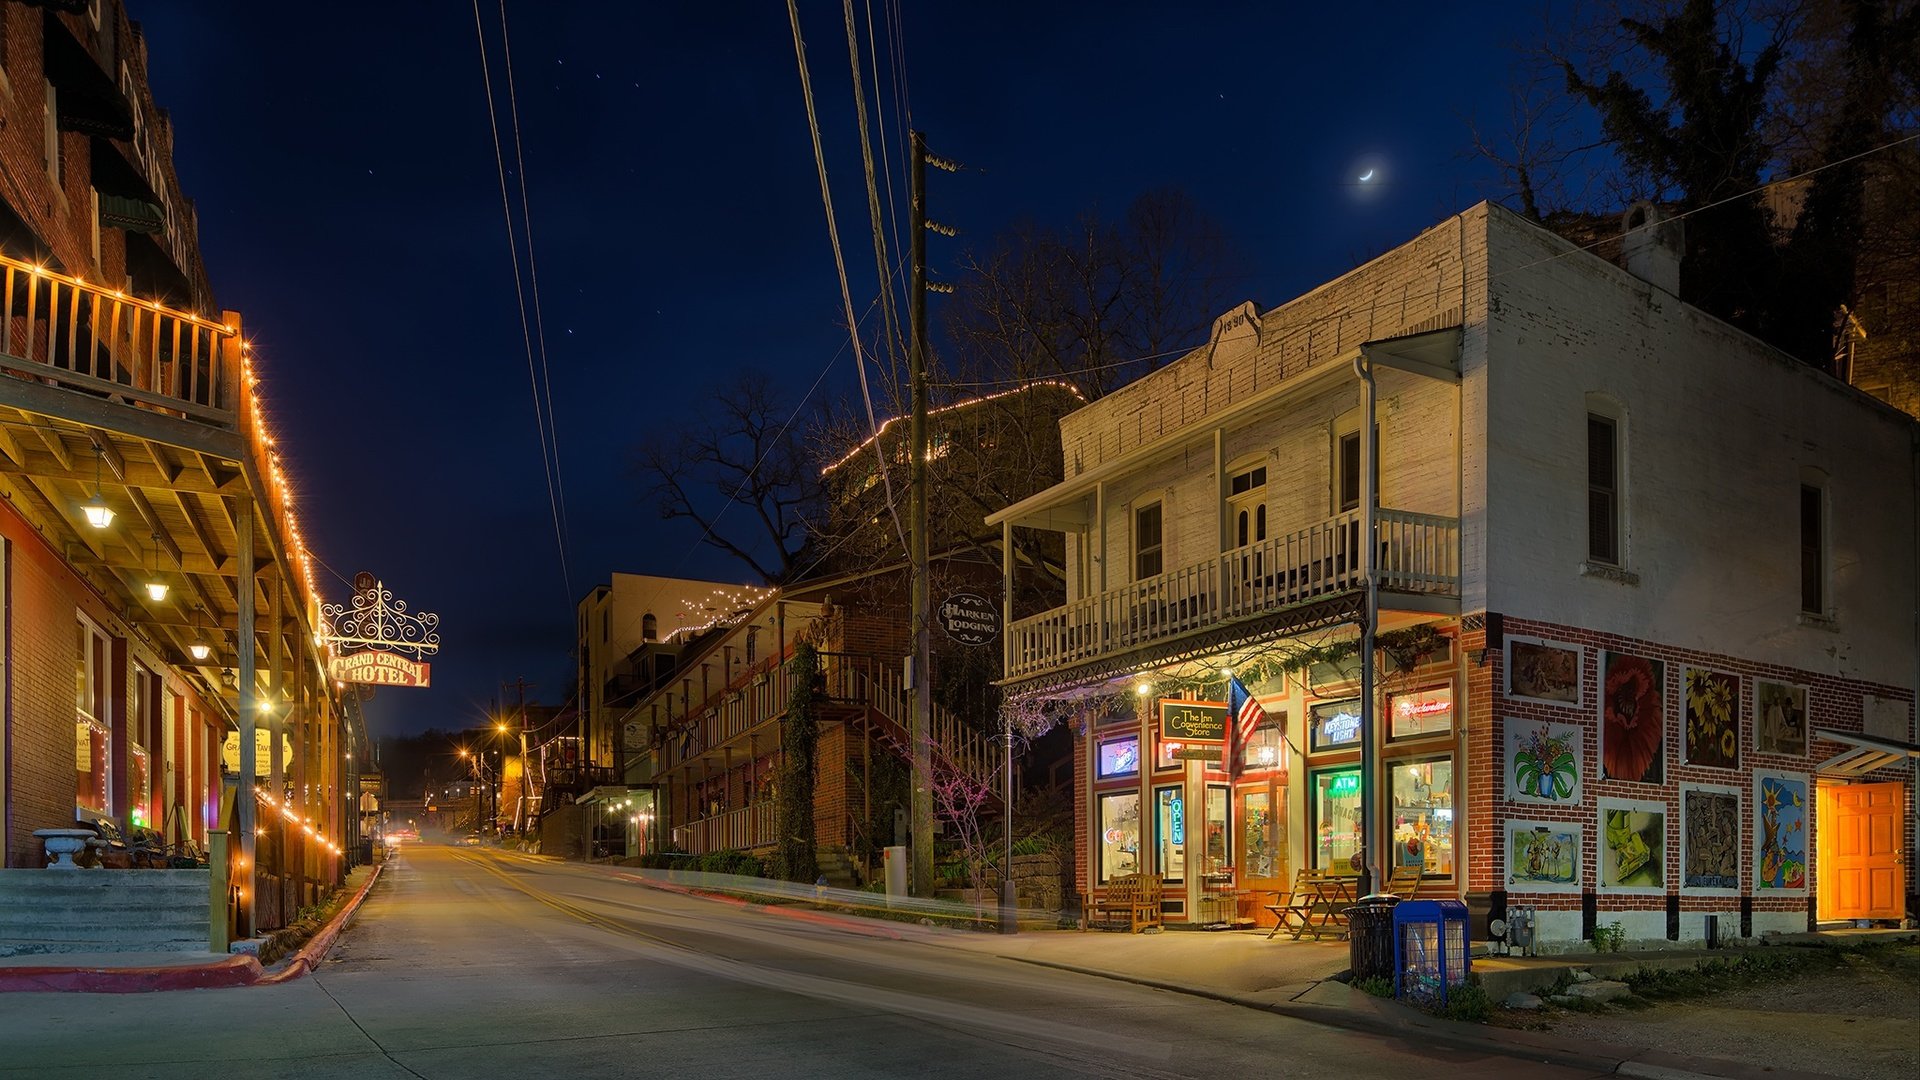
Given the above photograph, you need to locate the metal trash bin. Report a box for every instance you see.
[1345,894,1401,982]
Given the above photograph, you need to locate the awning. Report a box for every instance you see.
[1814,729,1920,779]
[98,193,165,235]
[42,14,134,140]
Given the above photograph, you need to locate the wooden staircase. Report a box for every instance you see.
[823,657,1000,802]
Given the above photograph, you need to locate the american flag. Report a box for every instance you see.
[1227,675,1268,775]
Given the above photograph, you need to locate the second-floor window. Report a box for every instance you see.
[1337,432,1361,513]
[1134,502,1163,580]
[1228,465,1267,548]
[1800,483,1825,614]
[1587,413,1620,564]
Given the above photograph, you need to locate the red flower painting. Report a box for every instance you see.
[1603,653,1664,784]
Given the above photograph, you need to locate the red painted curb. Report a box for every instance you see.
[0,862,383,994]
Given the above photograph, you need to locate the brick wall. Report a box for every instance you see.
[1488,612,1915,940]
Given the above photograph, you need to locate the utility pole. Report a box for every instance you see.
[908,129,934,899]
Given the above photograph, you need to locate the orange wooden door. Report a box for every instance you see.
[1819,782,1906,921]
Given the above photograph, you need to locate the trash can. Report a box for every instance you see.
[1345,894,1401,982]
[1393,899,1471,1006]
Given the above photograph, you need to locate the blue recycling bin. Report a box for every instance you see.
[1392,899,1470,1006]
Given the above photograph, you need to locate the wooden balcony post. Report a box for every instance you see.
[220,311,244,417]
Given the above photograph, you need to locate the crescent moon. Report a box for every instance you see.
[1358,169,1375,182]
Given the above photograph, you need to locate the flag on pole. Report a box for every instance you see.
[1227,675,1268,776]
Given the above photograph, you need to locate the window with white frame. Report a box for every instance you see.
[1587,412,1621,564]
[1134,502,1163,580]
[76,618,111,814]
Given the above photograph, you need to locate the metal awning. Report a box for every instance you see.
[1814,729,1920,778]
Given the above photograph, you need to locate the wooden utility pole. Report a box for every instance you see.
[908,130,934,898]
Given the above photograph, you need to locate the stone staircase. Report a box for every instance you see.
[0,870,212,957]
[816,846,863,889]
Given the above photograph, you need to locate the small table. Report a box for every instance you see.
[34,829,97,869]
[1267,873,1359,940]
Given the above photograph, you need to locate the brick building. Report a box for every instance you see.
[991,201,1917,947]
[0,0,351,949]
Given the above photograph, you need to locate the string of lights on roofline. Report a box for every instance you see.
[27,249,340,682]
[664,584,778,641]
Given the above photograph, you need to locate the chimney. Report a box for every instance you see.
[1621,201,1683,295]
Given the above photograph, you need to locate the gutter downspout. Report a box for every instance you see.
[1354,349,1381,897]
[1911,424,1919,904]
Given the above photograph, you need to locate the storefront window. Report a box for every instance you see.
[1154,737,1186,771]
[1312,767,1362,872]
[76,719,109,814]
[1241,719,1287,773]
[1098,791,1142,883]
[1391,757,1455,877]
[1153,786,1185,883]
[129,745,151,828]
[1203,784,1230,874]
[1388,685,1453,741]
[1240,790,1279,879]
[1097,736,1140,779]
[1310,699,1362,752]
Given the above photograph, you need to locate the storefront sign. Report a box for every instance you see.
[329,650,432,687]
[1172,746,1223,761]
[1169,795,1185,844]
[221,730,294,777]
[1389,685,1452,740]
[1329,772,1360,797]
[937,593,1001,646]
[1161,701,1228,743]
[1311,699,1363,751]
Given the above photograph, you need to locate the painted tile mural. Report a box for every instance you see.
[1753,771,1809,894]
[1754,680,1809,757]
[1599,799,1666,891]
[1506,638,1582,705]
[1681,787,1740,891]
[1508,820,1581,892]
[1683,667,1741,769]
[1504,718,1583,805]
[1602,652,1665,784]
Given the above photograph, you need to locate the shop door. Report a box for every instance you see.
[1818,782,1905,921]
[1238,785,1287,927]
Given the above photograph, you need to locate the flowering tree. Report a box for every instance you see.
[928,744,1000,899]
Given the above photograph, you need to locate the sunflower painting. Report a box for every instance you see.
[1683,667,1741,770]
[1602,652,1665,784]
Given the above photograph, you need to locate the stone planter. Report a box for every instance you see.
[34,829,98,869]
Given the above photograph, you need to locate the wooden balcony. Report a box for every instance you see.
[672,803,776,856]
[1005,509,1460,681]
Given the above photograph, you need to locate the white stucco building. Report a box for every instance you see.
[992,201,1917,947]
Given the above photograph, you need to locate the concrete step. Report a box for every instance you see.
[0,937,211,957]
[0,911,207,933]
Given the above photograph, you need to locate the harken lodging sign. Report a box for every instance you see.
[329,650,431,688]
[938,592,1001,646]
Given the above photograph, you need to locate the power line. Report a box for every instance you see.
[470,0,572,613]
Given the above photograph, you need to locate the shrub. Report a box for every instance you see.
[1353,975,1394,997]
[1440,975,1493,1023]
[1591,921,1627,953]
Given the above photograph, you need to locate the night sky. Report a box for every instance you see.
[132,1,1552,737]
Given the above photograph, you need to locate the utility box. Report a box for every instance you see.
[883,845,907,904]
[1393,899,1471,1006]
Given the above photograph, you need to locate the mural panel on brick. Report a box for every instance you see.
[1507,820,1581,892]
[1504,718,1583,805]
[1754,680,1809,757]
[1683,667,1741,770]
[1753,771,1808,894]
[1681,786,1740,891]
[1599,798,1667,891]
[1602,651,1665,785]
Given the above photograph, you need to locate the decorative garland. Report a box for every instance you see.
[1001,624,1449,737]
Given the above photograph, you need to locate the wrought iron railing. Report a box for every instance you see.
[1005,509,1460,679]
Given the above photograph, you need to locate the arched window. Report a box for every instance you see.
[642,613,658,641]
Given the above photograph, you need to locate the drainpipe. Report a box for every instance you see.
[1354,349,1381,897]
[1911,424,1919,904]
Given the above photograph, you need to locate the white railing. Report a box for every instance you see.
[672,802,776,855]
[1005,508,1459,679]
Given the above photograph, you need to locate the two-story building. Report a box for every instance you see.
[991,201,1917,947]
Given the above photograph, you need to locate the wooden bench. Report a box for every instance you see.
[1091,873,1164,932]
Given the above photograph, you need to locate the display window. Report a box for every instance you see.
[1098,791,1142,883]
[1310,699,1362,752]
[1388,684,1453,741]
[1391,756,1455,877]
[1239,789,1281,880]
[1311,767,1363,872]
[1203,784,1231,874]
[129,745,151,828]
[1154,736,1186,771]
[1097,736,1140,779]
[1240,719,1287,774]
[1153,786,1185,883]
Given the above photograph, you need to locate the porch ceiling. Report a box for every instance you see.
[0,399,311,722]
[1814,729,1920,779]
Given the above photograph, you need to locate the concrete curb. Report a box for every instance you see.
[0,862,382,994]
[612,872,904,940]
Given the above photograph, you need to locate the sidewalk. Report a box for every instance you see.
[0,862,381,993]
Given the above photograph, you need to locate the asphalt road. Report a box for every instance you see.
[0,845,1611,1078]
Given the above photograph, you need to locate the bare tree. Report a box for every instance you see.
[633,372,822,584]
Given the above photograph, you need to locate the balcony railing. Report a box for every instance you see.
[1005,509,1459,680]
[0,254,238,422]
[673,803,776,855]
